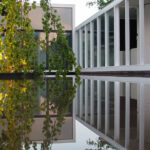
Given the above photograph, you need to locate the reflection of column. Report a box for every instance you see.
[114,82,120,141]
[85,79,88,122]
[105,81,109,135]
[125,82,130,148]
[114,5,120,66]
[97,80,101,130]
[90,80,94,125]
[105,13,109,67]
[139,0,144,65]
[97,17,101,67]
[139,83,144,150]
[125,0,130,65]
[79,80,83,118]
[79,29,83,67]
[76,86,79,116]
[90,22,94,68]
[84,25,88,68]
[72,77,76,141]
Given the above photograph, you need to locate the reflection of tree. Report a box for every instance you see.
[0,79,41,149]
[0,76,79,150]
[41,77,77,150]
[87,137,116,150]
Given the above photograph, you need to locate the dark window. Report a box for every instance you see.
[120,19,137,51]
[65,32,72,48]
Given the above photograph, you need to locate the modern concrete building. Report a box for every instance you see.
[75,0,150,73]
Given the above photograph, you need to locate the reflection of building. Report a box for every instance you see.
[75,0,150,73]
[76,76,150,150]
[28,77,75,143]
[29,117,74,143]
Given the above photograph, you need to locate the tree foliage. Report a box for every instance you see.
[87,0,114,9]
[0,0,40,73]
[0,0,81,76]
[40,0,81,77]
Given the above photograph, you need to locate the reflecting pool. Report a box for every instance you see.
[0,76,150,150]
[76,76,150,150]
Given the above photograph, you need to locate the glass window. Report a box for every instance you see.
[29,7,72,30]
[82,28,85,68]
[108,9,114,66]
[34,31,72,68]
[94,20,97,67]
[87,24,90,67]
[101,15,105,66]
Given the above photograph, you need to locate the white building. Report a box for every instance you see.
[75,0,150,73]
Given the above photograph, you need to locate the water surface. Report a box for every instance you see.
[0,76,150,150]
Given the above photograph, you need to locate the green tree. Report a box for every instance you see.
[87,0,114,9]
[40,0,81,77]
[0,0,41,73]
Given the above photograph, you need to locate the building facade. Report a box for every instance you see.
[75,0,150,72]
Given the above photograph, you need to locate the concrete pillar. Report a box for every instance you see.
[114,5,120,66]
[125,0,130,66]
[105,13,109,67]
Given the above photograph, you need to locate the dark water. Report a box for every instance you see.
[0,76,150,150]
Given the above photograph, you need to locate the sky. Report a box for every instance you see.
[30,0,99,26]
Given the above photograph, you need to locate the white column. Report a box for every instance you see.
[97,80,101,130]
[85,25,88,68]
[139,0,145,65]
[105,81,109,135]
[75,31,78,64]
[97,17,101,67]
[105,13,109,67]
[114,5,120,66]
[90,80,94,125]
[139,83,144,150]
[79,81,83,118]
[85,79,88,122]
[90,22,94,68]
[125,82,130,149]
[114,82,120,141]
[125,0,130,66]
[79,29,83,67]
